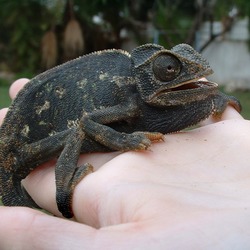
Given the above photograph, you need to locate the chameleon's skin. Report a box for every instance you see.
[0,43,241,218]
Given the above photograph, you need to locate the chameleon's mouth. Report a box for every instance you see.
[149,80,218,107]
[160,80,217,93]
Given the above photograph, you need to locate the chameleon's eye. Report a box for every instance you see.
[153,54,181,81]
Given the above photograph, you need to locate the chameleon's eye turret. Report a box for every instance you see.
[153,54,181,82]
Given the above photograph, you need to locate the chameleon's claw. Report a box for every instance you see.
[126,132,151,150]
[137,141,151,150]
[129,131,164,151]
[142,132,164,142]
[132,131,164,142]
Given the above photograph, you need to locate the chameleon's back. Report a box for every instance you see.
[0,49,133,145]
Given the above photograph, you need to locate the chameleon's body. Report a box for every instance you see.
[0,44,241,218]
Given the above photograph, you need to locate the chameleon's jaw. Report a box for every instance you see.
[161,79,217,92]
[148,80,218,107]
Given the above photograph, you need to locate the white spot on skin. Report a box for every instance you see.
[45,83,53,93]
[21,125,30,137]
[77,79,88,89]
[112,76,123,87]
[55,87,66,99]
[49,130,57,136]
[99,72,109,80]
[111,76,135,87]
[67,119,80,129]
[36,101,50,115]
[39,121,47,125]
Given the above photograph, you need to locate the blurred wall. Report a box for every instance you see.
[198,18,250,91]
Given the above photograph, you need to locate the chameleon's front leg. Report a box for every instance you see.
[81,116,163,151]
[81,98,164,151]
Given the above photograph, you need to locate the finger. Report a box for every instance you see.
[0,206,97,250]
[9,78,29,99]
[0,78,30,127]
[0,78,30,146]
[0,206,148,250]
[220,105,243,120]
[23,152,120,217]
[1,205,249,250]
[0,108,8,126]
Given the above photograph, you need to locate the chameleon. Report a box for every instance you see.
[0,43,241,218]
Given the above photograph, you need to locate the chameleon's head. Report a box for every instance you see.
[131,43,217,107]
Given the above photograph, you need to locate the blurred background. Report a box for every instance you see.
[0,0,250,117]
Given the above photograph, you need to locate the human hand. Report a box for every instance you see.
[0,79,250,249]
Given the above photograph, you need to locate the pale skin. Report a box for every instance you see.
[0,78,250,249]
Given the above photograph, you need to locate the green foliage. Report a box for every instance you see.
[213,0,250,19]
[227,90,250,119]
[212,0,250,49]
[154,0,195,46]
[0,84,11,109]
[1,0,250,74]
[0,1,54,72]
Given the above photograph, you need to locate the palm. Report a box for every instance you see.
[24,115,250,224]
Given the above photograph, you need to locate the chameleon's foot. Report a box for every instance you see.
[125,131,164,151]
[212,92,242,118]
[106,131,164,151]
[227,95,242,113]
[118,132,151,151]
[56,163,94,218]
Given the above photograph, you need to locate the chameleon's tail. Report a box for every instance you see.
[0,165,40,209]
